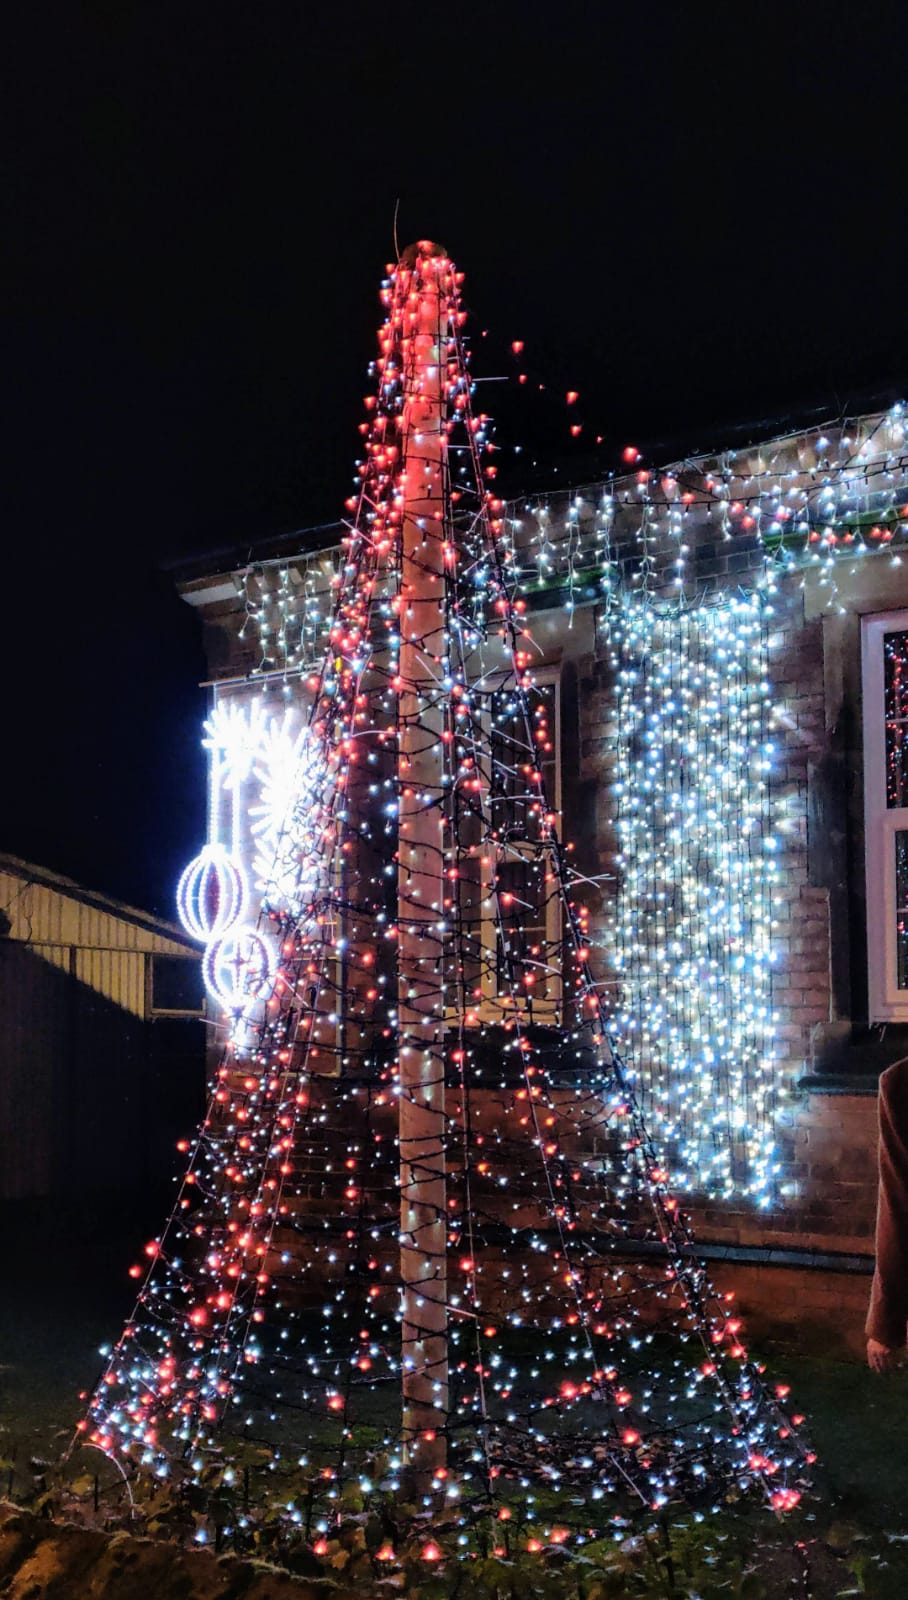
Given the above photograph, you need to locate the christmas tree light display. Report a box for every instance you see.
[75,242,811,1553]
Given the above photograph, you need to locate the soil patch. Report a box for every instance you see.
[0,1502,360,1600]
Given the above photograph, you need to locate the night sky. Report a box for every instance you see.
[5,3,906,916]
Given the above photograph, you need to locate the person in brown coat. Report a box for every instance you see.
[867,1058,908,1372]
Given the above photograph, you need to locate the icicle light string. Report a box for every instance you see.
[235,417,908,696]
[72,245,813,1558]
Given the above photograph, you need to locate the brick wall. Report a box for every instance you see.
[686,1090,879,1253]
[708,1259,870,1360]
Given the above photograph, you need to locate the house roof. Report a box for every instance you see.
[163,519,344,588]
[165,384,908,590]
[172,402,908,662]
[0,854,200,950]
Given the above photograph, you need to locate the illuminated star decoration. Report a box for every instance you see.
[249,710,322,918]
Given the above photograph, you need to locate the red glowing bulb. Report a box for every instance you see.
[770,1489,800,1512]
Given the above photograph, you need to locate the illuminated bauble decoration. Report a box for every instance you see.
[202,925,275,1012]
[176,844,247,942]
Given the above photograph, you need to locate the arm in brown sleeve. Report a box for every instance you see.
[867,1059,908,1347]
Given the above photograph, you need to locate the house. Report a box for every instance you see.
[0,855,206,1198]
[172,401,908,1356]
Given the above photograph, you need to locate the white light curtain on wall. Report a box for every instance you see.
[607,594,779,1203]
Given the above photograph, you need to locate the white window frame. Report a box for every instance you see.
[863,610,908,1021]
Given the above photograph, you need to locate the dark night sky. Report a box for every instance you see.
[4,2,907,916]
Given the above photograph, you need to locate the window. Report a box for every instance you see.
[150,954,206,1018]
[455,669,563,1026]
[863,612,908,1020]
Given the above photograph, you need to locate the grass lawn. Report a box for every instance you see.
[2,1195,908,1596]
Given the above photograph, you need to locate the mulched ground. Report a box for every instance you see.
[0,1502,359,1600]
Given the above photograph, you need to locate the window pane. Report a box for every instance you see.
[897,832,908,990]
[152,955,205,1014]
[884,630,908,807]
[495,852,554,1009]
[488,680,560,1012]
[489,682,557,841]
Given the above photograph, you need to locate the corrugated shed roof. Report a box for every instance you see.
[0,854,200,952]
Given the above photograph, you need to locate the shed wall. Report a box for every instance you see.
[0,872,205,1198]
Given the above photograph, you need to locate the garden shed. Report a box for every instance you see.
[0,855,205,1198]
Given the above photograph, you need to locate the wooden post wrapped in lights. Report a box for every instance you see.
[396,240,449,1481]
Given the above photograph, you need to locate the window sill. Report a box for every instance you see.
[798,1072,880,1096]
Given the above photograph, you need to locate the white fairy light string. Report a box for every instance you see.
[607,592,779,1202]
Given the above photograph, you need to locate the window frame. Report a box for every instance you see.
[148,952,208,1020]
[460,664,564,1028]
[862,609,908,1021]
